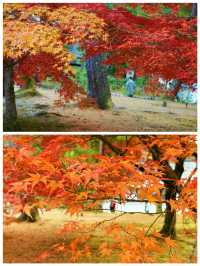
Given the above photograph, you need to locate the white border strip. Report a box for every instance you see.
[3,132,198,135]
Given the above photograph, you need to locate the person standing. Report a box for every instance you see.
[110,200,116,212]
[126,77,136,97]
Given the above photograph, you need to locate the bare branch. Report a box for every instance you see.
[95,135,125,155]
[145,213,163,236]
[85,208,166,215]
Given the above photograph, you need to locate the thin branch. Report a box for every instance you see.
[92,212,126,230]
[95,135,125,155]
[85,208,166,215]
[61,210,166,237]
[145,213,163,236]
[63,197,167,204]
[183,167,197,188]
[126,136,134,148]
[75,212,127,234]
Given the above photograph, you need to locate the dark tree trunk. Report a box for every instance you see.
[160,158,184,238]
[191,3,197,17]
[160,182,177,238]
[86,57,96,98]
[86,54,111,109]
[4,60,17,126]
[17,207,40,222]
[160,205,176,238]
[149,144,185,238]
[99,140,105,155]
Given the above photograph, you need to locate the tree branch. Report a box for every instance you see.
[86,208,166,215]
[145,213,163,236]
[183,167,197,188]
[95,136,125,155]
[74,210,166,235]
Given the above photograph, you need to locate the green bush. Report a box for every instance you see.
[40,77,61,90]
[73,65,88,91]
[15,88,40,98]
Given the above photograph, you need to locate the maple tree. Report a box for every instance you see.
[75,3,196,82]
[3,3,107,124]
[3,4,197,127]
[4,135,197,262]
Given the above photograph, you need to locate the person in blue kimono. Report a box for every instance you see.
[126,77,136,97]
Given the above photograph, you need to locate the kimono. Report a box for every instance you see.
[126,79,136,97]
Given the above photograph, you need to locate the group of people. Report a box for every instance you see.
[125,74,198,106]
[176,83,197,106]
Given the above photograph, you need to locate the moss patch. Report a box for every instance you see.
[15,88,41,98]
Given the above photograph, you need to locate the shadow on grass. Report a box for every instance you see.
[4,116,72,132]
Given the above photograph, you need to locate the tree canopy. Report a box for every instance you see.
[4,135,197,262]
[3,3,107,100]
[4,3,197,101]
[79,3,197,84]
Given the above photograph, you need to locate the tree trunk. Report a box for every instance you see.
[149,144,185,239]
[160,158,184,238]
[160,204,176,238]
[86,54,111,109]
[162,100,167,107]
[86,57,96,98]
[160,182,177,238]
[4,60,17,126]
[99,140,105,155]
[191,3,197,17]
[17,207,40,222]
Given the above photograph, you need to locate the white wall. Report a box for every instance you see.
[102,161,196,213]
[102,200,166,213]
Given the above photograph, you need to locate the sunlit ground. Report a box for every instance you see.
[4,209,197,263]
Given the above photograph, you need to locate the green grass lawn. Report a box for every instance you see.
[74,212,197,263]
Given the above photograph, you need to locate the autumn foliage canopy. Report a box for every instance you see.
[3,3,197,100]
[4,135,197,262]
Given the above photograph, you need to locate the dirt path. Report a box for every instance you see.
[14,88,197,132]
